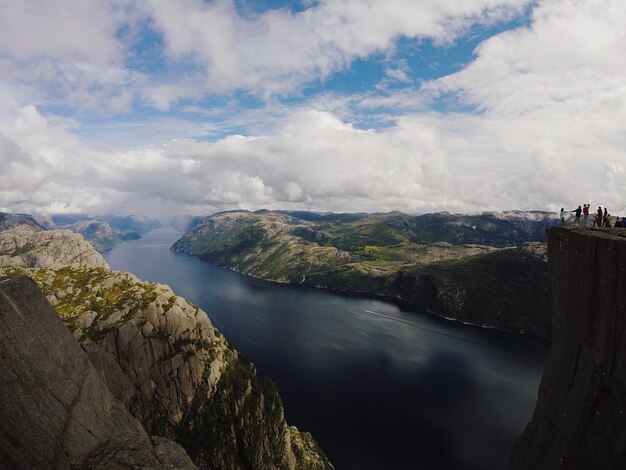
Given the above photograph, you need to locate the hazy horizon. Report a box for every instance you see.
[7,207,561,225]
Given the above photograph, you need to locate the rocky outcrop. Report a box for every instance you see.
[0,226,332,470]
[510,227,626,469]
[0,225,108,270]
[0,275,196,470]
[1,212,137,253]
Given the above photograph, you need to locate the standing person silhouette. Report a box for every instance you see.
[583,204,590,225]
[560,208,566,225]
[572,206,582,225]
[596,206,603,227]
[603,207,608,227]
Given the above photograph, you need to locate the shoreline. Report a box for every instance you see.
[172,248,552,342]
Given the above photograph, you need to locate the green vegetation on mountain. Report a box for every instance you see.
[172,210,553,338]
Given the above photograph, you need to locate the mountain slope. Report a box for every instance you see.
[173,210,552,338]
[0,212,44,231]
[0,225,331,470]
[49,214,162,252]
[0,275,196,470]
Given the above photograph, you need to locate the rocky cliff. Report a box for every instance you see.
[306,241,551,337]
[0,225,108,270]
[0,275,196,470]
[0,226,331,470]
[510,227,626,469]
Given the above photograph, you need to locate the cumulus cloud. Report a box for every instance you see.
[421,0,626,210]
[144,0,530,95]
[1,0,625,219]
[0,0,147,112]
[0,0,529,110]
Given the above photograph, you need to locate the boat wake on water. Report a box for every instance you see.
[364,309,545,361]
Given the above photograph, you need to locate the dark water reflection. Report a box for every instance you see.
[104,228,549,470]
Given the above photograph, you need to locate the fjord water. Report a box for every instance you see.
[104,228,549,470]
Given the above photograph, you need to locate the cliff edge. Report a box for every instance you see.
[510,227,626,469]
[0,276,196,469]
[0,227,332,469]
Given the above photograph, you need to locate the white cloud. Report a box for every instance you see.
[0,0,123,62]
[144,0,530,95]
[2,98,625,218]
[1,0,625,219]
[0,0,145,111]
[427,0,626,116]
[419,0,626,210]
[0,0,531,108]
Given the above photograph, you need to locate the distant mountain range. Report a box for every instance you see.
[0,212,162,252]
[0,212,44,232]
[172,210,555,338]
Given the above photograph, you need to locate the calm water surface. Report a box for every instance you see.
[104,228,549,470]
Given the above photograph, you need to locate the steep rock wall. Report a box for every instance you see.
[0,227,332,470]
[510,227,626,469]
[0,276,195,470]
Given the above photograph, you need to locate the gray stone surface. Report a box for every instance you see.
[0,224,332,470]
[0,225,109,270]
[510,227,626,469]
[0,212,44,232]
[0,275,195,470]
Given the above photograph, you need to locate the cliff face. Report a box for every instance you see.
[0,276,196,470]
[0,227,331,470]
[306,242,552,337]
[510,227,626,469]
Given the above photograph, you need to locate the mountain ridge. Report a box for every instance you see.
[172,210,553,338]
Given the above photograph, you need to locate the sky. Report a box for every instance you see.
[0,0,625,218]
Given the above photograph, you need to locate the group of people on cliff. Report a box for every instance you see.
[559,204,625,228]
